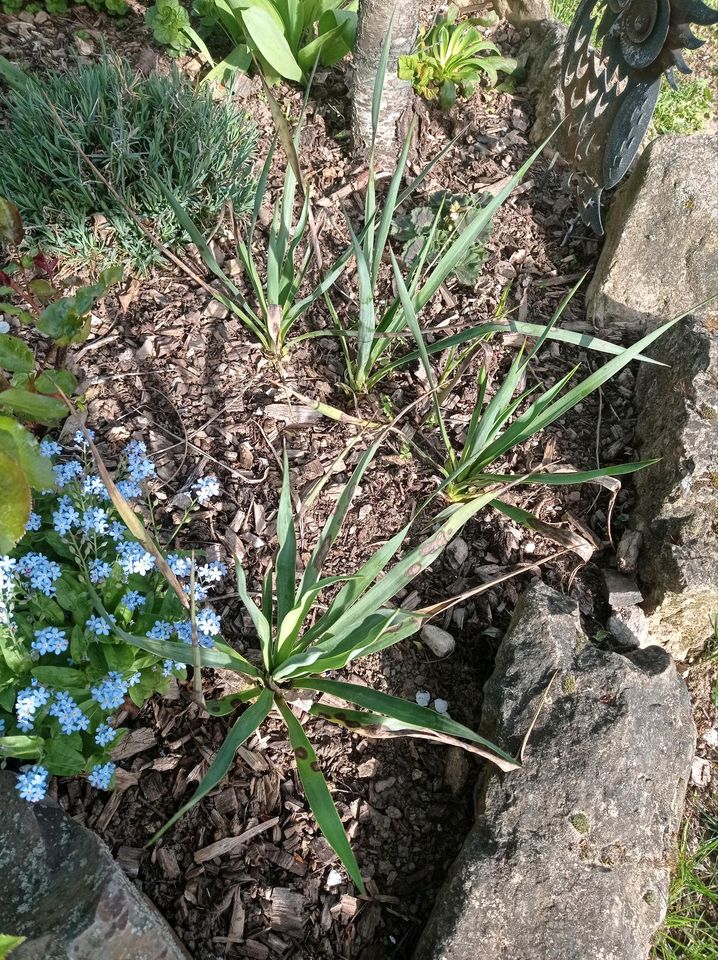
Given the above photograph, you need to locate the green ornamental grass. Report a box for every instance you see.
[0,57,257,271]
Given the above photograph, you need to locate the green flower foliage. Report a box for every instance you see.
[399,5,518,109]
[392,191,493,287]
[146,0,193,56]
[0,437,226,800]
[0,57,257,272]
[0,198,121,551]
[1,0,127,17]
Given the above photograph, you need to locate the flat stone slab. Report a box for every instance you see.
[414,582,694,960]
[0,771,190,960]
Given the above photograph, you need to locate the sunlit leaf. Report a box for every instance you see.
[0,449,31,551]
[0,417,56,490]
[0,333,34,374]
[0,196,23,244]
[151,688,273,843]
[276,696,365,891]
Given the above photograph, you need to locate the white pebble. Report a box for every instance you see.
[421,624,455,658]
[326,868,343,888]
[415,690,431,707]
[434,698,449,714]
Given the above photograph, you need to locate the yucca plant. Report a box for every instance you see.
[325,29,518,394]
[162,136,332,355]
[398,277,685,543]
[330,139,668,394]
[111,438,532,890]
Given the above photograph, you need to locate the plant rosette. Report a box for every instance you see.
[0,432,226,803]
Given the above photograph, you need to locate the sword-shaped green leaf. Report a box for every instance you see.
[275,448,297,642]
[235,559,272,673]
[297,679,519,771]
[276,696,365,892]
[151,687,274,843]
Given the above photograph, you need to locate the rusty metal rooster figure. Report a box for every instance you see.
[561,0,718,233]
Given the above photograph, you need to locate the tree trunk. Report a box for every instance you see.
[351,0,421,166]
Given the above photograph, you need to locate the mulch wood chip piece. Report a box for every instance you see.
[194,817,280,863]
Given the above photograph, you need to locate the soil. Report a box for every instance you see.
[1,5,716,960]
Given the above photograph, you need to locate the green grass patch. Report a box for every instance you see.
[552,0,580,25]
[651,78,714,136]
[0,937,25,960]
[653,809,718,960]
[0,57,257,272]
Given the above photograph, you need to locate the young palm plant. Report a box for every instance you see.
[108,438,536,890]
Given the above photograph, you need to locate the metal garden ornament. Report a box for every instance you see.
[561,0,718,233]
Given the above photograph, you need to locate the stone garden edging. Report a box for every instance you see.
[413,582,695,960]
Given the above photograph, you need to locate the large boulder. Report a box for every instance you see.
[0,772,190,960]
[632,314,718,660]
[586,134,718,338]
[414,582,695,960]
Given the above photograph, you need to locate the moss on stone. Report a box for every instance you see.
[570,812,590,834]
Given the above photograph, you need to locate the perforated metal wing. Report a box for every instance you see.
[561,0,718,233]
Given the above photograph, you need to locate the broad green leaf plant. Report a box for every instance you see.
[145,441,524,890]
[399,5,519,110]
[150,0,358,85]
[0,198,121,550]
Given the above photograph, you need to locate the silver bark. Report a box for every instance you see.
[351,0,421,165]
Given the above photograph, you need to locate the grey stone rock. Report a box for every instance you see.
[421,623,456,658]
[0,772,190,960]
[492,0,552,26]
[608,606,650,649]
[632,314,718,660]
[518,20,569,156]
[414,582,694,960]
[586,134,718,338]
[603,568,644,608]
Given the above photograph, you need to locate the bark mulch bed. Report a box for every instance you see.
[2,6,715,960]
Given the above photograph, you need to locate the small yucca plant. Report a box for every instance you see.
[123,440,524,890]
[399,279,686,551]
